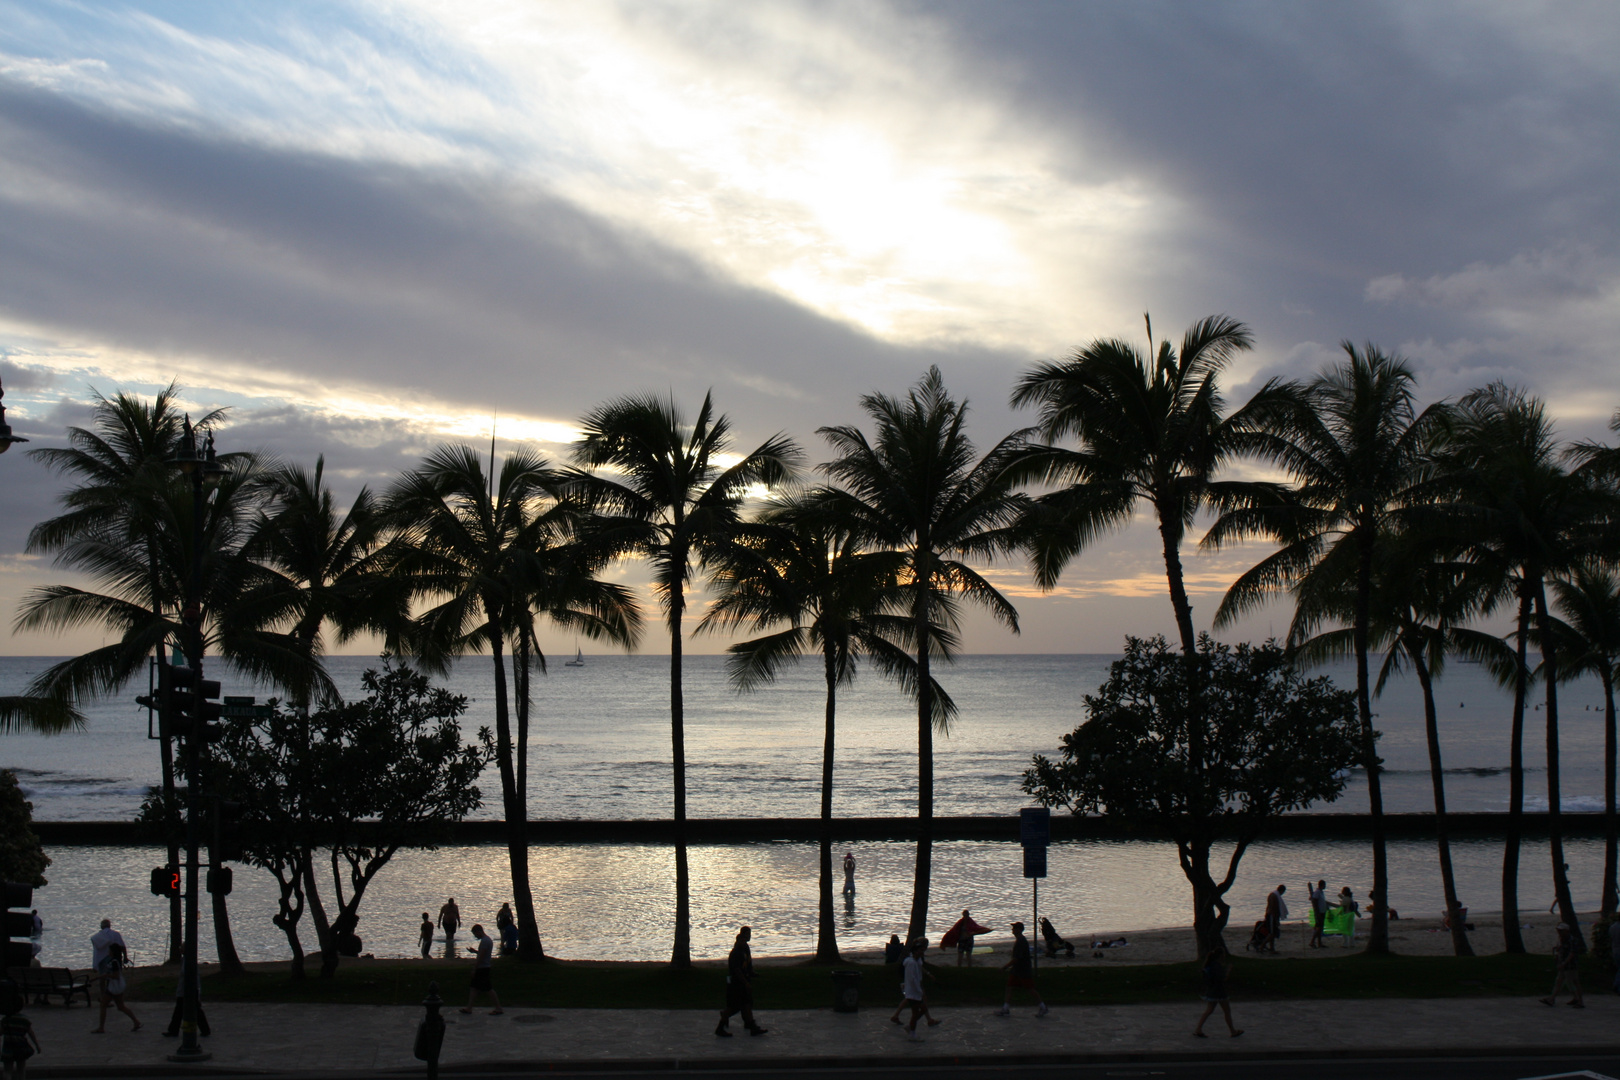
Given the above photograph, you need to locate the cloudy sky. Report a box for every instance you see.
[2,0,1617,657]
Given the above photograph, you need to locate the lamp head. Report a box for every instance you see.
[0,377,28,454]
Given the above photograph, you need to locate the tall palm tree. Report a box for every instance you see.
[1550,562,1620,919]
[25,384,223,961]
[1010,314,1272,658]
[387,444,638,963]
[700,492,944,962]
[572,393,798,968]
[820,368,1026,943]
[1209,343,1450,954]
[1441,384,1615,948]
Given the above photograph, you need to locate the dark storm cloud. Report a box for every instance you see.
[922,1,1620,409]
[0,80,1030,452]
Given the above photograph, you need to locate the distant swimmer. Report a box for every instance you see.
[842,852,857,896]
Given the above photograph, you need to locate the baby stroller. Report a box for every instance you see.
[1039,917,1076,958]
[1244,918,1274,953]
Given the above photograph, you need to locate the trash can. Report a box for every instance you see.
[831,969,862,1013]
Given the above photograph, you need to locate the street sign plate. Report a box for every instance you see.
[1023,845,1047,879]
[1019,806,1050,846]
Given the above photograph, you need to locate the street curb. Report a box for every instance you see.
[22,1043,1620,1078]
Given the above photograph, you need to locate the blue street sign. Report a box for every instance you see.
[1023,844,1047,879]
[1019,806,1050,846]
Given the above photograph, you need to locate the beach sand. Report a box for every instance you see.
[759,909,1592,968]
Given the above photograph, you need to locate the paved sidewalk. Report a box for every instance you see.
[17,994,1620,1075]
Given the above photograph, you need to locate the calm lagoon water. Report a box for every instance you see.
[3,653,1614,962]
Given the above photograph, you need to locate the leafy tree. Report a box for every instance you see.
[1010,314,1269,658]
[0,769,49,887]
[1209,343,1449,954]
[572,393,797,967]
[270,661,493,978]
[820,368,1025,943]
[700,492,941,962]
[1022,635,1359,956]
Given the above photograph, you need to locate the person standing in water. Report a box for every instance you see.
[841,853,856,896]
[418,913,434,960]
[438,898,460,957]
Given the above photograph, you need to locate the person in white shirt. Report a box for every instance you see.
[90,920,127,973]
[893,939,940,1040]
[1307,880,1327,948]
[459,924,502,1015]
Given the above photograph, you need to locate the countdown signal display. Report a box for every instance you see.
[150,866,181,898]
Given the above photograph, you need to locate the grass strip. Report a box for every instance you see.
[122,952,1593,1010]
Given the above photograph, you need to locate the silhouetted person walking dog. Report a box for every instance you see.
[715,926,766,1037]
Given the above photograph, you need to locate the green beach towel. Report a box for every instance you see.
[1308,907,1356,937]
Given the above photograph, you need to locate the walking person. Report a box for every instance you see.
[1541,923,1585,1009]
[1307,880,1327,949]
[418,913,434,960]
[1,1002,42,1080]
[997,922,1048,1017]
[89,919,126,974]
[1263,884,1287,952]
[841,852,857,896]
[438,898,460,958]
[161,959,210,1038]
[890,938,939,1040]
[715,926,767,1037]
[1193,945,1243,1038]
[459,925,503,1015]
[90,942,139,1034]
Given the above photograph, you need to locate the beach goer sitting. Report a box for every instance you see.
[1441,901,1468,931]
[1038,917,1076,958]
[940,910,991,967]
[884,934,906,965]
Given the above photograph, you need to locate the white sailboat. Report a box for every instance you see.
[564,643,585,667]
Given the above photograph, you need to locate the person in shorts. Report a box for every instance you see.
[1542,923,1584,1009]
[1193,945,1243,1037]
[438,898,461,957]
[459,925,502,1015]
[893,938,939,1040]
[91,942,140,1034]
[418,913,434,960]
[997,922,1048,1017]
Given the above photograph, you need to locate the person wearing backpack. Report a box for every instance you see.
[91,942,140,1034]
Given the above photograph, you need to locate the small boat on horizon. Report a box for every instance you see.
[564,644,585,668]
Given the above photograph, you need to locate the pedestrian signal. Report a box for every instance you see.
[206,867,233,897]
[150,866,181,898]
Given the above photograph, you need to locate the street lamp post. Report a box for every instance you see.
[0,377,29,453]
[168,416,226,1064]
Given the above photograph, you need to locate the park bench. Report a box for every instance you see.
[4,965,94,1007]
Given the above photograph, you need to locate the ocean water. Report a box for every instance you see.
[3,652,1615,963]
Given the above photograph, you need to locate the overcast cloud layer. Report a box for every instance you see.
[2,0,1617,655]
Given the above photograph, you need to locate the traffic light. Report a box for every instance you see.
[164,662,223,743]
[3,881,33,968]
[212,798,246,863]
[150,866,180,898]
[206,867,233,896]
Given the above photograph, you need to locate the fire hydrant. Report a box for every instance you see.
[413,981,446,1079]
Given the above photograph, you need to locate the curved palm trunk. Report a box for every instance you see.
[815,644,841,963]
[1158,516,1198,659]
[208,840,245,976]
[1407,638,1472,955]
[907,568,934,946]
[488,621,544,961]
[515,629,531,805]
[669,590,692,968]
[1355,527,1390,954]
[1502,586,1531,953]
[1603,666,1618,919]
[1533,580,1582,945]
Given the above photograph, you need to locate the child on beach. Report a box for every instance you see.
[1193,945,1242,1038]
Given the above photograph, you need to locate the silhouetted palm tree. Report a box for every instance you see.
[820,368,1025,943]
[700,492,943,962]
[0,697,85,735]
[1211,343,1450,954]
[572,394,797,967]
[1549,562,1620,919]
[387,444,638,962]
[1011,314,1277,658]
[1441,384,1615,949]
